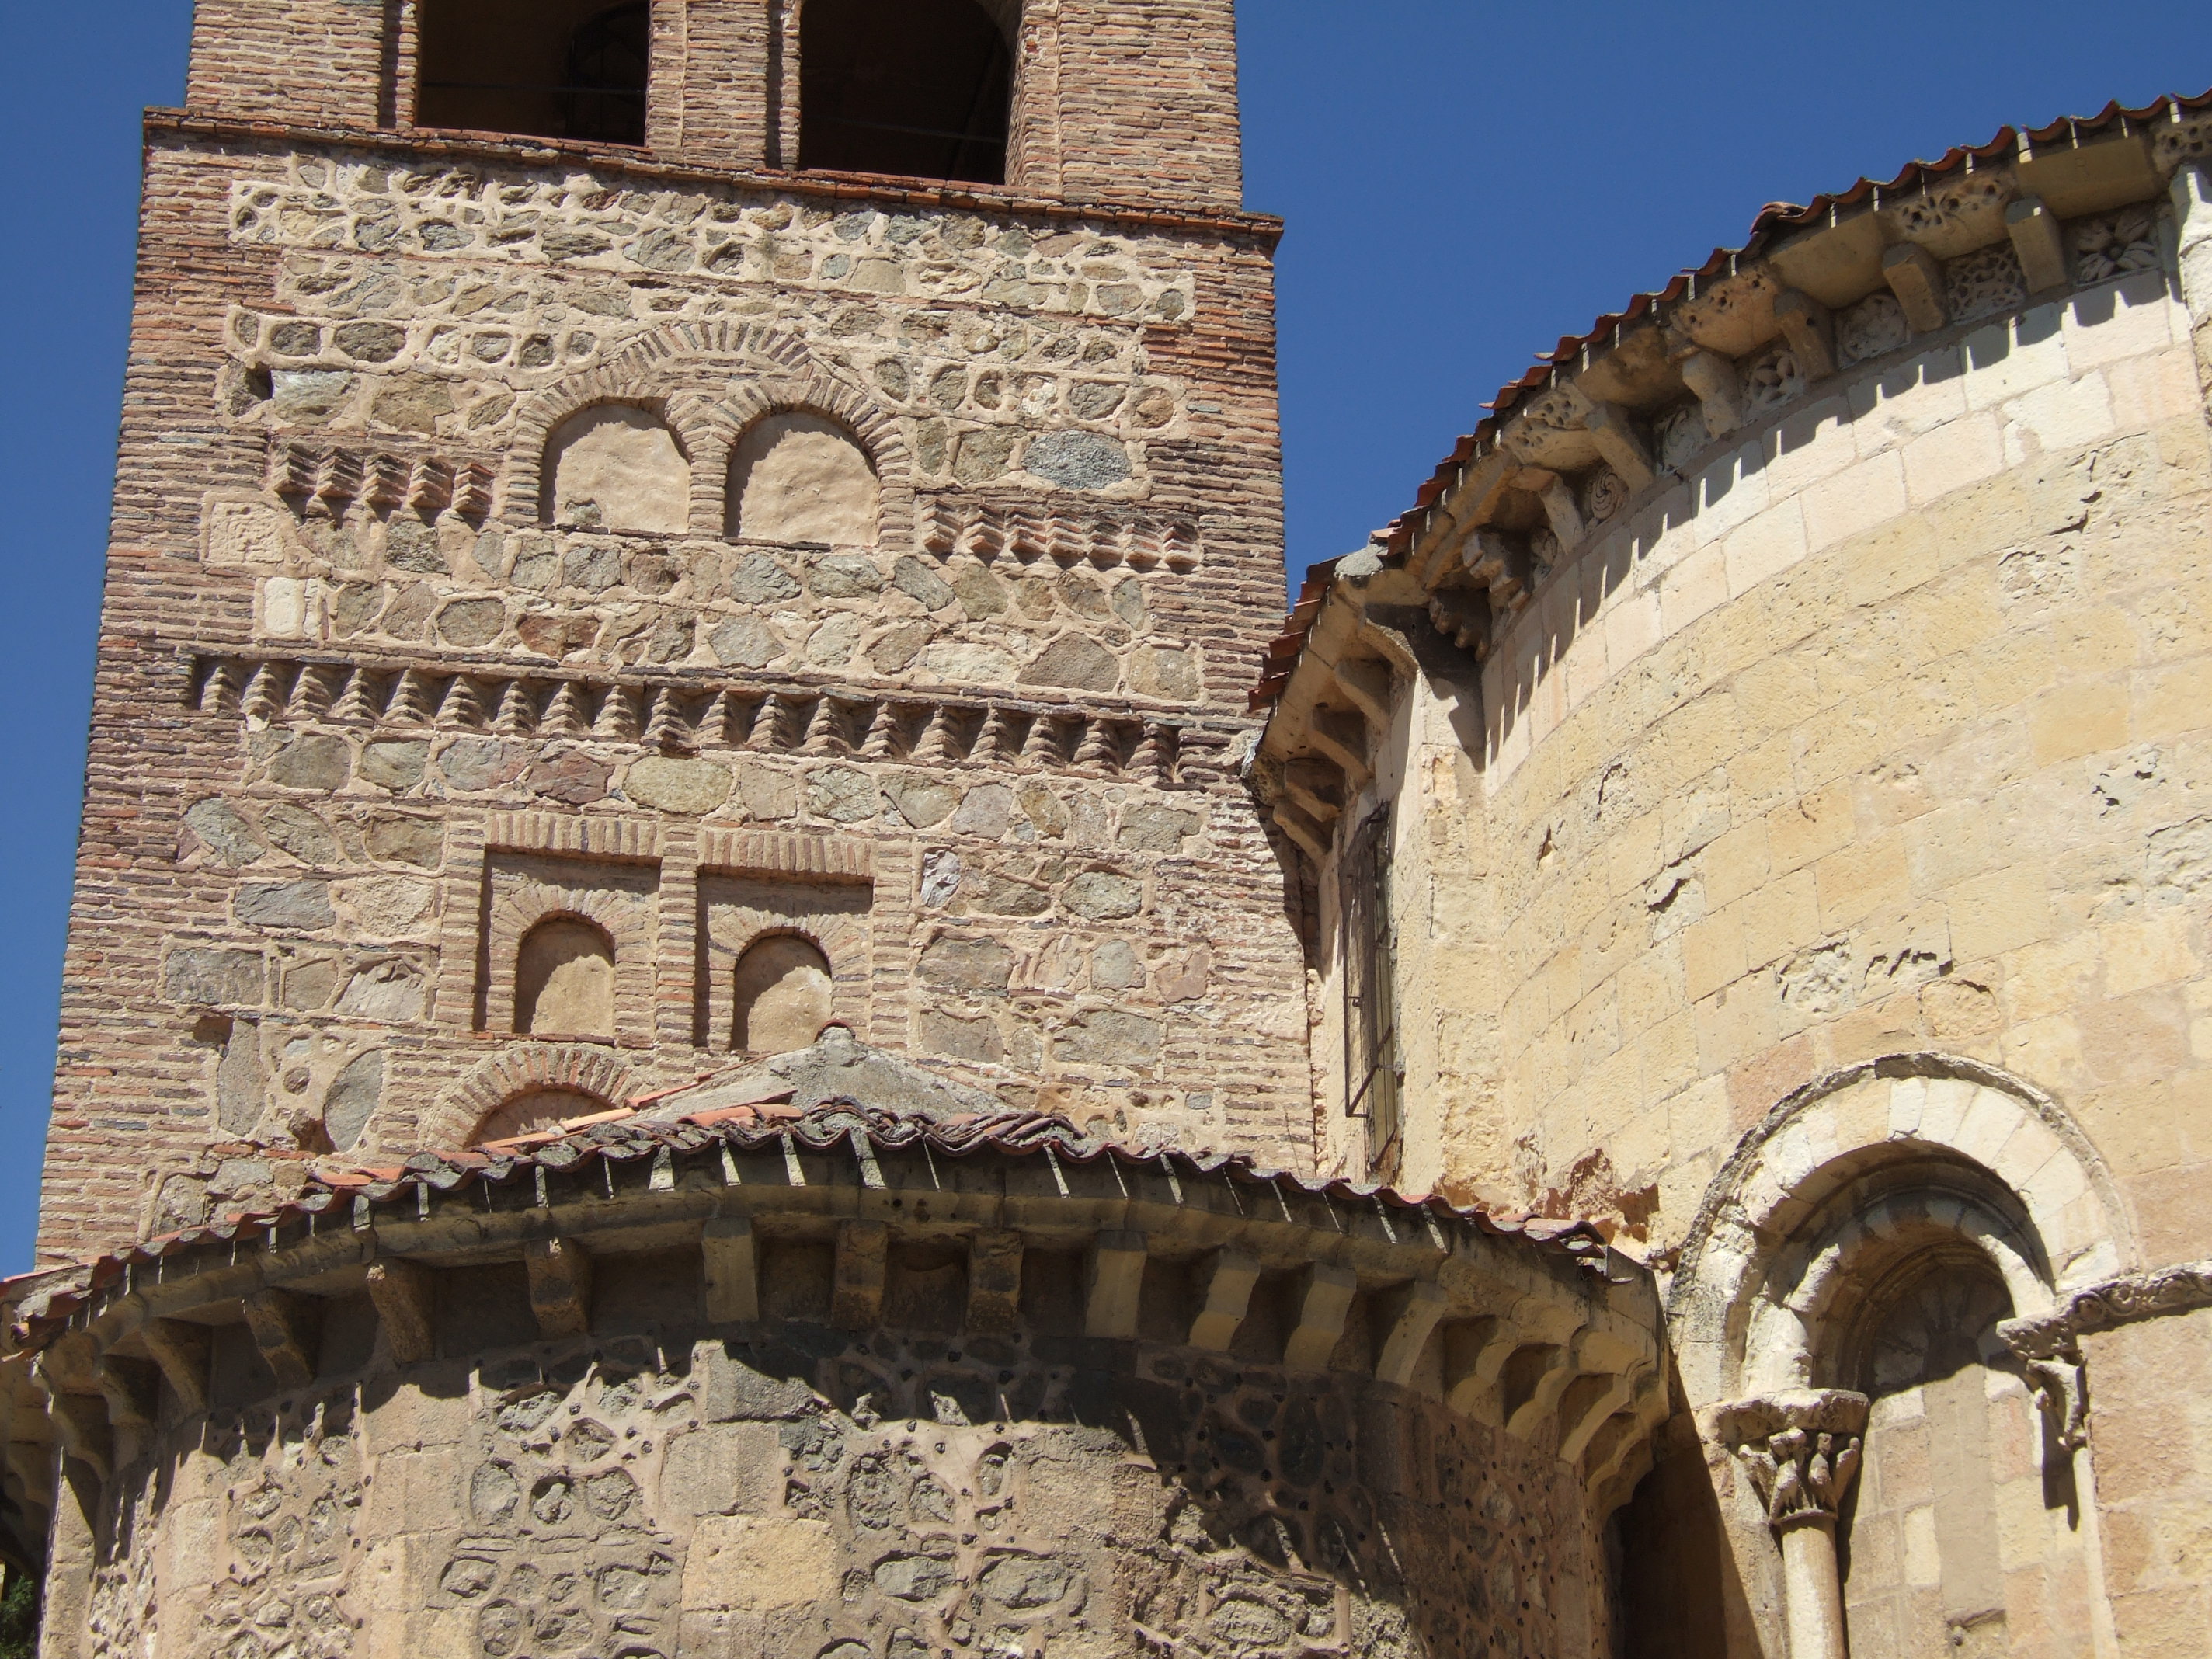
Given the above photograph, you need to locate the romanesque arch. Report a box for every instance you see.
[541,402,691,534]
[419,1042,642,1151]
[1670,1056,2134,1659]
[725,410,880,544]
[513,914,618,1040]
[731,932,836,1053]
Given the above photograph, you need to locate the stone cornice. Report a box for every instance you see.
[1253,92,2212,776]
[1999,1257,2212,1360]
[0,1104,1668,1496]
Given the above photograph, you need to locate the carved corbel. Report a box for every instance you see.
[1501,1341,1584,1441]
[1881,243,1948,332]
[1584,1368,1670,1498]
[1774,289,1838,380]
[832,1219,889,1331]
[4,1438,54,1510]
[1085,1231,1147,1339]
[365,1256,439,1365]
[1461,530,1525,614]
[524,1236,594,1340]
[30,1357,110,1482]
[92,1357,158,1449]
[1553,1334,1649,1466]
[1283,1262,1358,1371]
[1270,799,1330,863]
[1306,709,1374,788]
[1522,471,1585,548]
[2005,197,2068,294]
[1188,1252,1262,1352]
[1675,350,1745,437]
[1426,587,1489,657]
[138,1320,210,1415]
[1581,402,1655,491]
[2022,1358,2089,1450]
[1327,657,1393,726]
[1373,1278,1449,1388]
[963,1230,1024,1335]
[1282,757,1347,825]
[1443,1316,1519,1425]
[242,1289,320,1390]
[702,1215,760,1325]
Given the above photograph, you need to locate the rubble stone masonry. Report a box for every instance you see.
[39,0,1310,1264]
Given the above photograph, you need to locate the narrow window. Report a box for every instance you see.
[726,412,879,544]
[545,405,691,534]
[732,935,834,1053]
[1341,806,1401,1170]
[417,0,650,147]
[516,917,617,1040]
[800,0,1013,184]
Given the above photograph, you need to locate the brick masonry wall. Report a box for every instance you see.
[40,0,1305,1264]
[181,0,1245,207]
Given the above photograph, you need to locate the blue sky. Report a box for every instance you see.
[0,0,2203,1271]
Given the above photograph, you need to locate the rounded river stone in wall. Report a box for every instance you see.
[1024,430,1132,490]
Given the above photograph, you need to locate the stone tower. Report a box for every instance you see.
[39,0,1314,1264]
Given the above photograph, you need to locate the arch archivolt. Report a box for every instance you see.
[503,322,911,544]
[1671,1054,2134,1411]
[419,1042,643,1151]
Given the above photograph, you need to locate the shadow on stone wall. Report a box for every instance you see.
[83,1306,1600,1659]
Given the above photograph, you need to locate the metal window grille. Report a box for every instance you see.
[1341,808,1401,1168]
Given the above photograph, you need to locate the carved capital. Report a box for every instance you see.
[1713,1389,1868,1532]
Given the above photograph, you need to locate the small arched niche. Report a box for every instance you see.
[725,412,879,544]
[516,916,617,1041]
[799,0,1014,184]
[471,1086,607,1146]
[732,934,834,1053]
[545,404,691,534]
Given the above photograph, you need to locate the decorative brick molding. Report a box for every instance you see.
[484,812,663,861]
[482,858,660,1045]
[417,1042,644,1150]
[263,440,498,524]
[193,653,1199,785]
[697,828,873,881]
[915,493,1200,572]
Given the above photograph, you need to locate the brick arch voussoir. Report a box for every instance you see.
[715,370,914,550]
[495,887,654,965]
[420,1042,643,1150]
[504,371,704,528]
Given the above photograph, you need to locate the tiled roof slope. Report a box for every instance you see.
[1251,88,2212,708]
[5,1099,1611,1347]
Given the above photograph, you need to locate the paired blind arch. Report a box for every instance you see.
[541,400,880,545]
